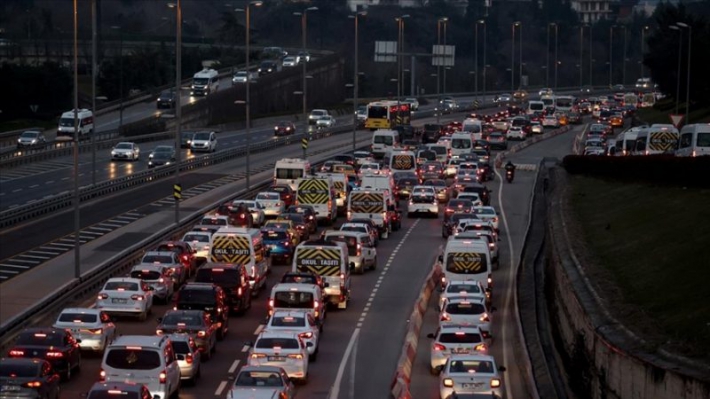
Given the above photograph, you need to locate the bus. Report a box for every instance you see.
[365,101,411,130]
[555,96,575,113]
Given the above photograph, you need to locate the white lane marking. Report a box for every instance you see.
[61,177,69,180]
[228,359,241,374]
[328,328,360,399]
[0,264,30,269]
[241,345,250,352]
[29,184,39,188]
[215,380,228,396]
[348,330,359,399]
[494,163,519,399]
[12,189,22,193]
[253,324,265,335]
[46,180,54,184]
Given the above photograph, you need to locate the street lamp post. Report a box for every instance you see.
[91,0,97,187]
[474,20,482,102]
[72,0,81,278]
[349,11,365,152]
[436,17,447,124]
[395,14,409,103]
[621,26,627,86]
[168,1,182,225]
[553,23,558,90]
[609,25,617,87]
[677,22,691,122]
[640,26,649,78]
[482,23,487,98]
[579,25,586,88]
[519,22,523,89]
[294,6,318,159]
[546,23,551,87]
[589,24,593,86]
[669,25,682,115]
[511,22,516,92]
[111,26,123,131]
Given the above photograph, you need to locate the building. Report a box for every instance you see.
[348,0,469,12]
[570,0,618,23]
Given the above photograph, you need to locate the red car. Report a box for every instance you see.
[154,240,199,277]
[269,184,295,208]
[447,121,463,132]
[274,121,296,136]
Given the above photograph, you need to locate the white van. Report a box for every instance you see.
[296,177,337,225]
[292,239,353,309]
[267,283,325,326]
[614,127,644,156]
[372,130,400,159]
[191,68,220,96]
[57,109,94,140]
[527,101,545,115]
[324,230,377,274]
[439,239,492,294]
[209,227,269,293]
[316,172,348,215]
[274,158,311,190]
[450,132,473,158]
[676,124,710,157]
[101,335,181,399]
[462,118,483,140]
[425,144,449,163]
[632,125,679,156]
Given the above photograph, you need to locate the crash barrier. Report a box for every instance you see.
[0,141,365,354]
[546,168,710,399]
[493,125,573,169]
[390,261,443,399]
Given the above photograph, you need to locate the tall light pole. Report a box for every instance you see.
[481,22,487,99]
[443,18,448,95]
[72,0,81,279]
[579,25,586,88]
[474,20,483,102]
[91,0,97,187]
[546,23,551,87]
[110,26,123,130]
[436,17,447,124]
[235,1,262,189]
[669,25,682,115]
[553,23,558,90]
[677,22,691,122]
[640,25,649,78]
[589,24,593,86]
[519,22,523,88]
[168,1,182,225]
[294,6,318,159]
[349,11,366,152]
[621,25,627,86]
[609,25,617,87]
[395,14,410,103]
[511,22,520,91]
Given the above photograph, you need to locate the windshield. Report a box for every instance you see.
[20,132,39,138]
[530,102,544,111]
[429,146,446,155]
[451,139,471,149]
[193,78,208,85]
[271,315,306,327]
[194,132,211,140]
[412,195,435,204]
[115,143,132,150]
[273,291,314,308]
[177,289,216,305]
[275,168,304,179]
[445,302,486,315]
[105,348,161,370]
[195,269,240,286]
[368,105,387,119]
[161,313,202,326]
[200,218,227,226]
[449,360,495,373]
[105,281,139,291]
[262,231,289,240]
[59,118,75,127]
[556,98,573,107]
[16,331,64,346]
[326,235,358,256]
[374,135,393,145]
[255,338,299,349]
[58,313,98,323]
[183,234,209,243]
[142,255,173,264]
[446,283,483,295]
[439,332,482,344]
[235,371,285,387]
[257,193,280,200]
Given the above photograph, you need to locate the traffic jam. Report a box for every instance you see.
[0,92,632,399]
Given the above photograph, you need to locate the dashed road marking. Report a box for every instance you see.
[215,381,228,396]
[228,359,241,374]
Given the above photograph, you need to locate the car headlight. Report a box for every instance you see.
[17,139,21,143]
[31,139,37,143]
[111,151,117,155]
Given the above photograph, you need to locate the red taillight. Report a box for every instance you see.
[474,343,487,352]
[99,369,106,381]
[237,287,243,297]
[356,243,361,256]
[186,353,194,364]
[434,343,446,351]
[299,332,313,339]
[131,295,144,301]
[98,293,108,300]
[268,299,274,309]
[8,349,24,357]
[340,273,345,281]
[46,351,64,358]
[445,208,454,213]
[159,370,167,384]
[23,381,42,388]
[86,328,103,335]
[181,254,189,261]
[480,313,490,322]
[440,313,451,321]
[197,331,206,338]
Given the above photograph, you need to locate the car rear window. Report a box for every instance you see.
[177,289,216,305]
[155,245,184,254]
[449,360,495,374]
[142,255,173,263]
[130,270,162,280]
[256,338,300,349]
[200,218,227,226]
[58,313,98,323]
[195,268,240,286]
[445,302,486,315]
[326,235,358,256]
[183,234,209,243]
[162,313,202,326]
[271,315,306,327]
[262,231,289,240]
[88,391,140,399]
[105,348,161,370]
[273,291,314,308]
[411,195,435,204]
[105,281,139,291]
[17,332,64,346]
[0,362,40,377]
[438,332,483,344]
[171,341,190,354]
[446,284,483,295]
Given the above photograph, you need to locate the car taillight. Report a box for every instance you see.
[99,369,106,381]
[340,273,345,282]
[156,329,164,335]
[86,328,103,335]
[491,378,501,388]
[182,254,189,261]
[445,208,453,213]
[131,295,144,301]
[237,287,243,296]
[443,378,454,387]
[440,313,451,321]
[8,349,24,357]
[46,351,64,358]
[186,353,194,364]
[356,243,361,256]
[287,354,303,359]
[197,330,207,338]
[299,332,313,339]
[23,381,42,388]
[474,343,487,352]
[98,293,108,300]
[433,343,446,351]
[488,275,493,285]
[158,278,165,283]
[250,353,267,359]
[268,299,274,309]
[159,370,167,384]
[480,313,490,322]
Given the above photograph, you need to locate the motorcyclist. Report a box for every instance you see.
[505,161,516,173]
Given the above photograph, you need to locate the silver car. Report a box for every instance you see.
[16,130,46,149]
[141,251,187,287]
[439,354,505,399]
[111,142,140,161]
[169,334,202,384]
[229,366,295,398]
[53,308,118,353]
[130,264,175,303]
[232,200,266,226]
[255,192,285,218]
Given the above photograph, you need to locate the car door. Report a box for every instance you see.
[210,133,217,150]
[361,237,375,264]
[100,311,116,342]
[164,344,180,392]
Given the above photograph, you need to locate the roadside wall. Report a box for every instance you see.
[546,167,710,399]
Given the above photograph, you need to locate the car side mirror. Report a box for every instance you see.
[498,366,507,372]
[349,262,355,271]
[438,254,443,262]
[306,342,314,347]
[426,333,435,339]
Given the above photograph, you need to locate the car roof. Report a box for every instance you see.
[59,307,100,314]
[257,331,300,339]
[272,283,319,293]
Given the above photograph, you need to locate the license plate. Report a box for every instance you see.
[462,382,483,389]
[268,356,285,362]
[1,386,20,392]
[112,298,127,304]
[452,348,470,354]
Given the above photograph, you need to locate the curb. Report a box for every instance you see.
[390,262,443,399]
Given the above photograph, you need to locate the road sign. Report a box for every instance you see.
[374,41,397,63]
[173,183,182,201]
[30,104,38,113]
[301,138,308,150]
[473,100,480,109]
[432,45,455,67]
[669,114,684,128]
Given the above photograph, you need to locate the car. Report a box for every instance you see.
[427,324,488,375]
[539,88,553,96]
[146,146,177,163]
[438,354,505,399]
[181,231,212,261]
[258,60,281,75]
[512,89,527,100]
[229,366,295,399]
[180,131,196,148]
[156,90,176,109]
[297,51,311,63]
[439,280,490,311]
[282,56,299,67]
[147,151,174,168]
[86,382,154,399]
[612,84,625,91]
[486,132,507,150]
[264,310,321,360]
[505,126,525,141]
[261,228,295,265]
[141,250,187,287]
[255,191,285,218]
[173,283,230,332]
[440,99,458,113]
[423,124,443,144]
[264,220,300,247]
[232,200,266,226]
[494,93,512,103]
[279,271,327,291]
[286,205,317,233]
[277,213,310,242]
[324,230,377,274]
[347,218,382,245]
[530,121,543,135]
[340,222,379,248]
[232,70,257,84]
[156,309,218,359]
[404,97,420,111]
[308,109,329,125]
[190,131,217,152]
[355,106,368,126]
[472,206,499,232]
[541,115,559,128]
[246,332,310,383]
[580,85,593,94]
[457,192,483,207]
[7,328,82,381]
[194,264,252,315]
[274,121,297,136]
[408,192,439,218]
[568,111,582,124]
[16,130,46,149]
[129,264,175,303]
[153,240,199,278]
[0,358,61,399]
[456,183,491,206]
[420,162,445,181]
[96,278,155,321]
[439,296,492,338]
[444,199,474,222]
[110,142,140,161]
[270,185,296,208]
[53,308,118,353]
[424,179,449,202]
[395,177,420,199]
[316,115,336,128]
[168,334,202,383]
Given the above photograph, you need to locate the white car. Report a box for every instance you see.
[506,126,525,140]
[247,331,310,383]
[229,366,295,399]
[456,192,483,207]
[542,115,560,128]
[129,264,174,303]
[358,162,382,178]
[190,131,217,152]
[96,278,155,321]
[232,199,266,226]
[339,222,378,247]
[316,115,336,128]
[255,192,285,218]
[264,310,320,360]
[473,206,499,232]
[404,97,419,111]
[439,296,492,338]
[411,185,437,197]
[308,109,329,125]
[538,88,553,96]
[439,280,489,311]
[438,354,505,399]
[53,308,118,352]
[181,230,212,260]
[530,122,543,134]
[427,324,488,374]
[111,142,140,161]
[408,193,439,218]
[445,158,462,178]
[282,56,299,67]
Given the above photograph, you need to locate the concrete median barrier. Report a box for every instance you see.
[494,125,573,169]
[390,261,443,399]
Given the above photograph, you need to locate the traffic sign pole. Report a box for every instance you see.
[669,114,684,128]
[173,183,182,201]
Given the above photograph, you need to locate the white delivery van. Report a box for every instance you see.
[614,127,643,156]
[372,130,400,159]
[527,101,545,115]
[209,227,269,294]
[462,118,483,140]
[439,239,492,295]
[292,239,353,309]
[632,125,679,156]
[316,172,348,215]
[191,68,220,96]
[296,177,337,225]
[347,188,395,239]
[274,158,311,190]
[450,132,474,158]
[676,124,710,157]
[57,109,94,140]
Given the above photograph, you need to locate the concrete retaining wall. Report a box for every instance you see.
[546,168,710,399]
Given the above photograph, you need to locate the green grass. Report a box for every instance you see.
[569,175,710,359]
[636,99,710,125]
[0,119,57,133]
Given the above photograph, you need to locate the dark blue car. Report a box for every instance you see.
[261,228,294,265]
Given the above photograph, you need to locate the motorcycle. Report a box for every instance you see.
[506,169,515,183]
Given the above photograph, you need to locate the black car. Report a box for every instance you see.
[228,203,255,228]
[286,205,317,233]
[174,282,231,328]
[487,132,507,150]
[274,121,296,136]
[181,131,196,149]
[156,309,221,356]
[157,90,176,110]
[422,124,442,144]
[8,328,81,381]
[147,151,175,168]
[0,358,61,399]
[277,213,310,241]
[258,60,280,76]
[330,154,356,167]
[442,212,477,238]
[444,199,474,222]
[457,182,491,206]
[395,177,419,199]
[393,125,415,140]
[194,264,252,315]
